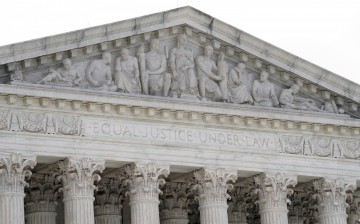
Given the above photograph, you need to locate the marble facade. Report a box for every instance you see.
[0,6,360,224]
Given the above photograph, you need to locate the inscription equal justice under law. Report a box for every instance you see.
[85,119,278,151]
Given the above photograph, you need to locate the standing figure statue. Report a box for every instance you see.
[38,58,82,86]
[169,34,198,97]
[195,45,224,101]
[115,48,141,94]
[252,70,279,107]
[279,84,322,112]
[228,63,253,104]
[138,39,171,96]
[216,52,229,102]
[85,52,117,91]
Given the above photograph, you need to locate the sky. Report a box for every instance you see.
[1,0,360,85]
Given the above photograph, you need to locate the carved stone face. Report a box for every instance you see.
[204,45,213,57]
[237,63,245,71]
[120,49,129,60]
[63,59,72,70]
[150,40,160,53]
[219,52,225,61]
[291,84,300,94]
[102,53,112,65]
[260,71,269,82]
[178,35,187,47]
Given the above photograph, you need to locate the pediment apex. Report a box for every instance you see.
[0,6,359,118]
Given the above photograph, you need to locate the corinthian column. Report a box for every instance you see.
[124,162,170,224]
[160,182,190,224]
[25,174,59,224]
[254,173,297,224]
[313,178,356,224]
[94,177,125,224]
[193,168,238,224]
[57,158,105,224]
[0,154,37,224]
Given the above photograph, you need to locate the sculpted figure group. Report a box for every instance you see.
[35,34,342,114]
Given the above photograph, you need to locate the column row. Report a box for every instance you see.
[0,154,358,224]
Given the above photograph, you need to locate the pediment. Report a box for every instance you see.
[0,6,359,119]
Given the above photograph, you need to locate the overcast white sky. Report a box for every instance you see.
[1,0,359,85]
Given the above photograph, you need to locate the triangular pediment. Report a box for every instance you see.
[0,6,359,119]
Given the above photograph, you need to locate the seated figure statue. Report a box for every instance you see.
[115,48,141,94]
[195,45,224,101]
[252,70,279,107]
[169,34,198,97]
[279,84,322,112]
[38,58,82,86]
[139,39,171,96]
[86,52,117,91]
[228,63,253,104]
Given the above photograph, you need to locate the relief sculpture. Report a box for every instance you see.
[115,48,141,94]
[142,39,171,96]
[196,45,225,101]
[38,58,82,86]
[279,84,322,112]
[252,70,279,107]
[16,33,349,115]
[86,52,117,91]
[169,34,198,98]
[228,63,253,104]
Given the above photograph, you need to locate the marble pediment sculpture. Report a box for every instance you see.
[0,6,357,119]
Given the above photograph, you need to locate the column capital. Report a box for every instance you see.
[313,177,356,215]
[25,173,60,214]
[228,184,254,223]
[57,157,105,198]
[94,177,126,216]
[124,161,170,202]
[254,172,297,210]
[160,182,190,221]
[193,167,238,206]
[0,153,37,193]
[348,196,360,224]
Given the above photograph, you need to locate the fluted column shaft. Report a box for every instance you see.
[0,192,26,224]
[57,158,105,224]
[0,154,37,224]
[125,162,170,224]
[95,214,122,224]
[63,196,95,224]
[199,204,228,223]
[313,178,356,224]
[193,168,238,224]
[130,200,160,223]
[254,173,297,224]
[26,212,57,224]
[259,208,288,224]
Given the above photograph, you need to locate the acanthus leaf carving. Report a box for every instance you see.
[160,182,191,221]
[56,158,105,198]
[0,154,37,193]
[254,173,297,210]
[124,162,170,202]
[192,168,238,207]
[94,177,126,216]
[25,173,60,213]
[312,178,356,216]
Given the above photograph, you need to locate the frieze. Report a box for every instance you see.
[280,135,360,159]
[0,109,360,160]
[0,110,83,136]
